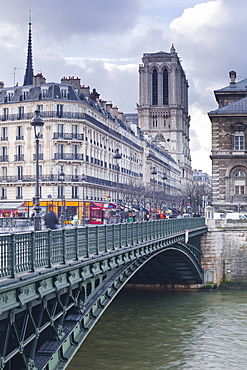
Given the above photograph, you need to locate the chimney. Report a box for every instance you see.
[118,112,123,121]
[111,106,119,118]
[0,81,4,89]
[90,88,100,102]
[229,71,236,87]
[106,102,113,112]
[61,76,81,90]
[80,85,90,97]
[33,73,46,86]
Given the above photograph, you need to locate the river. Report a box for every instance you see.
[67,289,247,369]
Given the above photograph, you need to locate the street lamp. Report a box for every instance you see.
[59,168,65,227]
[162,173,167,211]
[31,110,44,231]
[151,167,157,220]
[113,148,122,223]
[81,174,86,226]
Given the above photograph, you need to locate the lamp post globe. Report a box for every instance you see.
[31,110,44,231]
[113,148,122,223]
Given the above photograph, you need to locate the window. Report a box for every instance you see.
[72,125,78,138]
[152,69,158,105]
[72,186,78,199]
[58,124,64,138]
[17,166,23,180]
[18,106,24,119]
[72,145,78,159]
[1,147,8,162]
[3,108,9,120]
[2,167,7,180]
[16,126,23,140]
[1,187,7,200]
[234,131,244,150]
[1,127,8,141]
[163,69,169,105]
[16,186,22,199]
[58,185,64,199]
[37,105,43,114]
[234,171,245,195]
[57,104,63,118]
[72,165,78,180]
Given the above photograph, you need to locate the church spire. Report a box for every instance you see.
[23,11,34,86]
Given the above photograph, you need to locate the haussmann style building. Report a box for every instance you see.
[0,21,192,222]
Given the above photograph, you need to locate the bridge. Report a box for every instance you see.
[0,218,207,370]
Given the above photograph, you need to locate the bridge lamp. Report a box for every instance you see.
[59,168,66,227]
[151,167,157,220]
[113,148,122,223]
[81,174,87,226]
[162,173,167,211]
[31,110,44,231]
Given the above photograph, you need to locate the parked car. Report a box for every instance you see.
[225,213,247,220]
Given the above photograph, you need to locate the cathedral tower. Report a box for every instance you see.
[137,45,192,181]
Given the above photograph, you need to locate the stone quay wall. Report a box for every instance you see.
[201,219,247,284]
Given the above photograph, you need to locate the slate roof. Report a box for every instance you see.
[209,96,247,114]
[216,78,247,92]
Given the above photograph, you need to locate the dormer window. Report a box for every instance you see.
[61,89,68,98]
[41,88,48,98]
[23,90,29,100]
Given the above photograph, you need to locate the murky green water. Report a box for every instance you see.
[67,289,247,369]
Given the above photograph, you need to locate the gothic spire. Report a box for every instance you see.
[23,11,34,86]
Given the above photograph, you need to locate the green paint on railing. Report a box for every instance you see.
[0,218,207,280]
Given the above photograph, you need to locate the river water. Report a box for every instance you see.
[67,289,247,369]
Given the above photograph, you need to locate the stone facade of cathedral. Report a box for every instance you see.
[137,45,192,185]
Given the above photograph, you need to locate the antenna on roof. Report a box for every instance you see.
[12,67,23,86]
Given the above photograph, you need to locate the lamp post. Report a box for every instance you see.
[162,173,167,211]
[31,110,44,231]
[59,168,65,227]
[81,174,86,226]
[114,148,122,223]
[151,167,157,220]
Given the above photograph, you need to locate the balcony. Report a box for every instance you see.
[53,132,84,140]
[16,136,24,140]
[33,154,44,161]
[14,154,24,161]
[0,155,8,162]
[54,153,84,161]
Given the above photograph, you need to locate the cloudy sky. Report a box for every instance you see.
[0,0,245,175]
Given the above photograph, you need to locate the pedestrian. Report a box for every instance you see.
[44,205,58,230]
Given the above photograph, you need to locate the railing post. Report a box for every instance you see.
[31,231,35,272]
[86,227,89,257]
[62,228,66,264]
[75,227,79,260]
[96,226,99,254]
[48,230,52,268]
[11,233,16,279]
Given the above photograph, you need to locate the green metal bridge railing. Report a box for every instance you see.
[0,218,206,280]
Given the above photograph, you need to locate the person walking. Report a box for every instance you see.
[44,205,58,230]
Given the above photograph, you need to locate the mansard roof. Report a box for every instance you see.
[209,96,247,114]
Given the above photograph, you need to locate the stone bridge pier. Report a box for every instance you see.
[201,216,247,285]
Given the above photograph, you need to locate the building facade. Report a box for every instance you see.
[137,45,192,184]
[0,22,183,220]
[208,71,247,212]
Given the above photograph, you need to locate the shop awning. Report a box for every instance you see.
[0,202,26,210]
